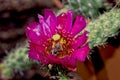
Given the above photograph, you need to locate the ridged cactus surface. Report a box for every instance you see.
[65,0,109,19]
[86,9,120,48]
[0,45,34,79]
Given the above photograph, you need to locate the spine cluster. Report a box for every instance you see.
[0,45,34,79]
[86,9,120,48]
[64,0,109,19]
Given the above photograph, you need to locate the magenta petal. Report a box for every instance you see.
[39,57,49,64]
[29,48,49,64]
[29,42,45,53]
[73,44,90,62]
[57,10,73,34]
[64,10,73,33]
[28,46,40,60]
[47,55,61,64]
[57,13,68,31]
[26,22,40,38]
[60,56,76,69]
[29,45,48,64]
[72,31,88,49]
[66,58,76,68]
[26,22,46,45]
[29,42,49,64]
[71,15,86,37]
[44,9,57,34]
[38,14,52,37]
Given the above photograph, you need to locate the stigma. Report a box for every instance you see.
[52,34,61,41]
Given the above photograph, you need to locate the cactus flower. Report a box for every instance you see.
[26,9,90,70]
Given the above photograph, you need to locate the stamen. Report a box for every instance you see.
[46,33,73,58]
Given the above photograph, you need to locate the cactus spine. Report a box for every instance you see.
[64,0,109,19]
[86,9,120,49]
[0,44,34,79]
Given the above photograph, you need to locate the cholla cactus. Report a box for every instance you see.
[86,9,120,49]
[0,43,34,79]
[64,0,109,19]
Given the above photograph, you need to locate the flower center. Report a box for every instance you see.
[46,33,74,58]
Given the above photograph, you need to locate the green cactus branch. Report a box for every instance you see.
[0,44,34,79]
[64,0,110,19]
[86,9,120,49]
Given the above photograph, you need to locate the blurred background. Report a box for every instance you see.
[0,0,120,80]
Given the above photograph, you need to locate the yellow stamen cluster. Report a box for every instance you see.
[46,33,73,58]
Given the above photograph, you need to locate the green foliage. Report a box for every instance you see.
[57,71,68,80]
[48,64,68,80]
[86,9,120,48]
[64,0,109,19]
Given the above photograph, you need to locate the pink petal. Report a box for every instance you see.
[44,9,57,34]
[57,10,73,35]
[72,31,88,49]
[40,57,49,64]
[64,10,73,33]
[60,56,76,69]
[71,15,86,37]
[57,13,67,31]
[29,42,49,64]
[38,14,52,37]
[26,22,46,45]
[29,48,49,64]
[28,45,40,60]
[47,55,61,64]
[73,44,90,62]
[29,42,45,53]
